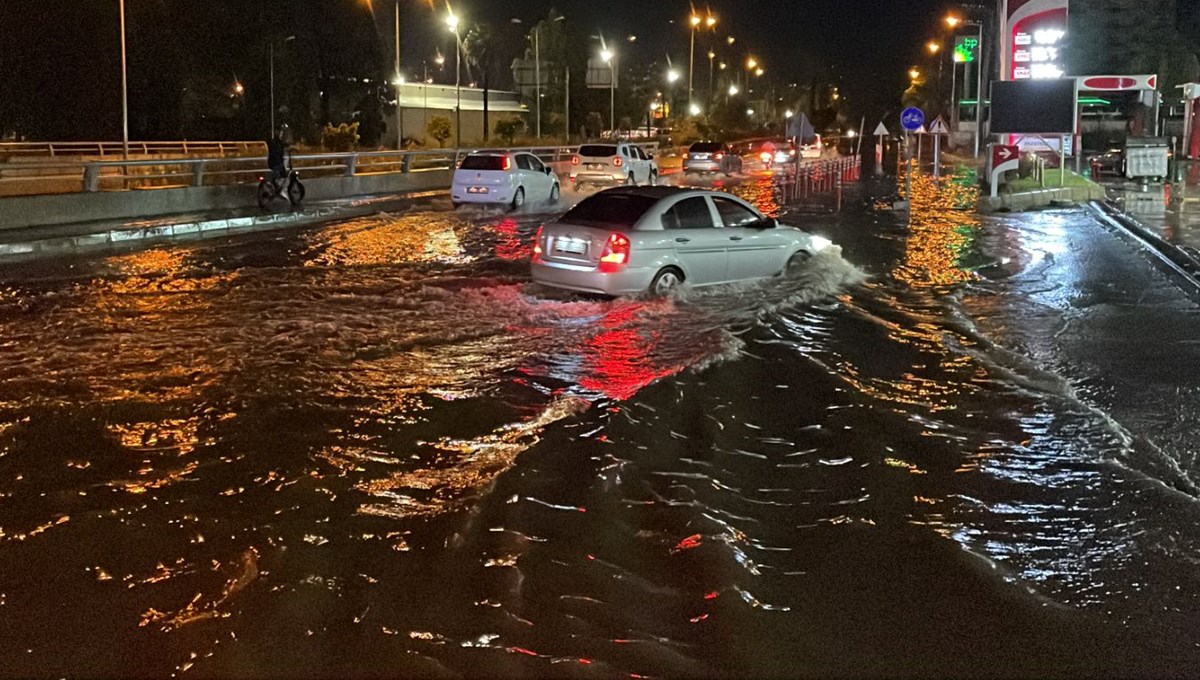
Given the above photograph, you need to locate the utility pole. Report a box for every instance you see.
[119,0,129,160]
[395,1,403,149]
[535,27,541,138]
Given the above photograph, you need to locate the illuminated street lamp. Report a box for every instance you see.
[728,84,739,96]
[927,41,940,54]
[689,102,702,117]
[909,67,921,81]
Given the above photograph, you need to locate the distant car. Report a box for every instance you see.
[683,141,743,176]
[1088,147,1126,178]
[452,151,559,210]
[799,135,823,159]
[569,143,659,188]
[531,186,833,297]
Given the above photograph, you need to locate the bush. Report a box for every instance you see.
[321,122,360,152]
[495,117,526,145]
[427,116,453,147]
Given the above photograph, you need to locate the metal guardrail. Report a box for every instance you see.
[0,140,267,159]
[0,143,660,197]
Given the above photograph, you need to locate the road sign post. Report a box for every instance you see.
[928,116,950,178]
[989,144,1020,197]
[873,122,889,178]
[899,108,925,211]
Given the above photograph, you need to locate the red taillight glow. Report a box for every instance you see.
[612,156,623,167]
[533,225,544,258]
[599,233,630,272]
[714,152,724,160]
[571,155,580,165]
[502,156,512,171]
[760,152,772,163]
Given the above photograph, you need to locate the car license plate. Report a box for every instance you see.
[466,186,488,194]
[553,238,588,255]
[694,154,710,160]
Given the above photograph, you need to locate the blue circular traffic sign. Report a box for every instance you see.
[900,107,925,132]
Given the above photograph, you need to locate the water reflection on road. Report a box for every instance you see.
[1,170,1199,677]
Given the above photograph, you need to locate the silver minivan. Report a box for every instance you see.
[531,187,832,296]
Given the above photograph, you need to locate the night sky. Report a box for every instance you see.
[0,0,945,140]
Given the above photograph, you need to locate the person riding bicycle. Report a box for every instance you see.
[265,124,292,186]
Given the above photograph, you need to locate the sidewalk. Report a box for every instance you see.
[1091,166,1200,289]
[0,190,439,262]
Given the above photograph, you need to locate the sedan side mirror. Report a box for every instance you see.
[544,167,553,175]
[753,218,777,230]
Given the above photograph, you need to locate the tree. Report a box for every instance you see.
[1068,0,1198,91]
[584,112,603,139]
[428,116,452,147]
[322,122,359,152]
[495,117,525,144]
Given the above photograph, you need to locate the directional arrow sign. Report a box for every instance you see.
[928,116,950,135]
[989,145,1021,197]
[991,144,1018,168]
[873,122,890,137]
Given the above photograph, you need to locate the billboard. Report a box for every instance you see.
[586,58,618,89]
[1004,0,1069,81]
[990,79,1077,134]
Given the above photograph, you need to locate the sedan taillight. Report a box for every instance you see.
[533,225,544,259]
[714,152,724,160]
[599,233,631,272]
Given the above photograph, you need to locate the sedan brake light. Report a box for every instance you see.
[502,156,512,171]
[532,226,544,259]
[598,233,630,272]
[612,156,623,168]
[714,152,724,160]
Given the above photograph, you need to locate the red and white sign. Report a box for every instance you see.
[1003,0,1069,81]
[1077,75,1158,92]
[992,144,1019,170]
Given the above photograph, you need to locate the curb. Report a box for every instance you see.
[1087,200,1200,294]
[0,206,344,262]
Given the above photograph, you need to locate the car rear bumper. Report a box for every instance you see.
[451,185,513,204]
[531,259,654,296]
[684,160,721,173]
[569,170,630,185]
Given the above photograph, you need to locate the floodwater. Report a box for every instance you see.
[1,172,1199,678]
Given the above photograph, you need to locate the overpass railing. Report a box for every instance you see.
[0,143,659,197]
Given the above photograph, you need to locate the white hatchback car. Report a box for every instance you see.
[531,187,832,296]
[452,151,560,210]
[569,143,658,188]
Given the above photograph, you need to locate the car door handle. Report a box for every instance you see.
[675,237,691,243]
[729,236,744,241]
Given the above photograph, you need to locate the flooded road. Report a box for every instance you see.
[1,174,1199,678]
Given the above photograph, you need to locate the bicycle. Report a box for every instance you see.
[256,160,305,209]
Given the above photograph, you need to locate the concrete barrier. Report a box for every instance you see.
[0,169,452,231]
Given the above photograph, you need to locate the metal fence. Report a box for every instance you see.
[0,140,267,159]
[0,143,660,198]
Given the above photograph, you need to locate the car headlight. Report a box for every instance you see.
[811,235,833,252]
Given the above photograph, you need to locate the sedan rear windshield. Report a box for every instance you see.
[578,145,618,158]
[459,155,507,170]
[689,142,722,153]
[559,193,658,229]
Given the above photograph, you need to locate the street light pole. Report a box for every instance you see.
[448,14,461,149]
[395,1,403,150]
[688,15,699,105]
[119,0,129,160]
[535,26,541,138]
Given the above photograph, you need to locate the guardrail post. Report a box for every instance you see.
[192,160,205,187]
[401,152,413,173]
[345,154,358,177]
[83,164,101,192]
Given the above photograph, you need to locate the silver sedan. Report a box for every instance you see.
[531,187,833,296]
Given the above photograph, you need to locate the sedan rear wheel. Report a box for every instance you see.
[649,267,684,296]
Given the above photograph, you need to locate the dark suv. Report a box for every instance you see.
[683,141,743,177]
